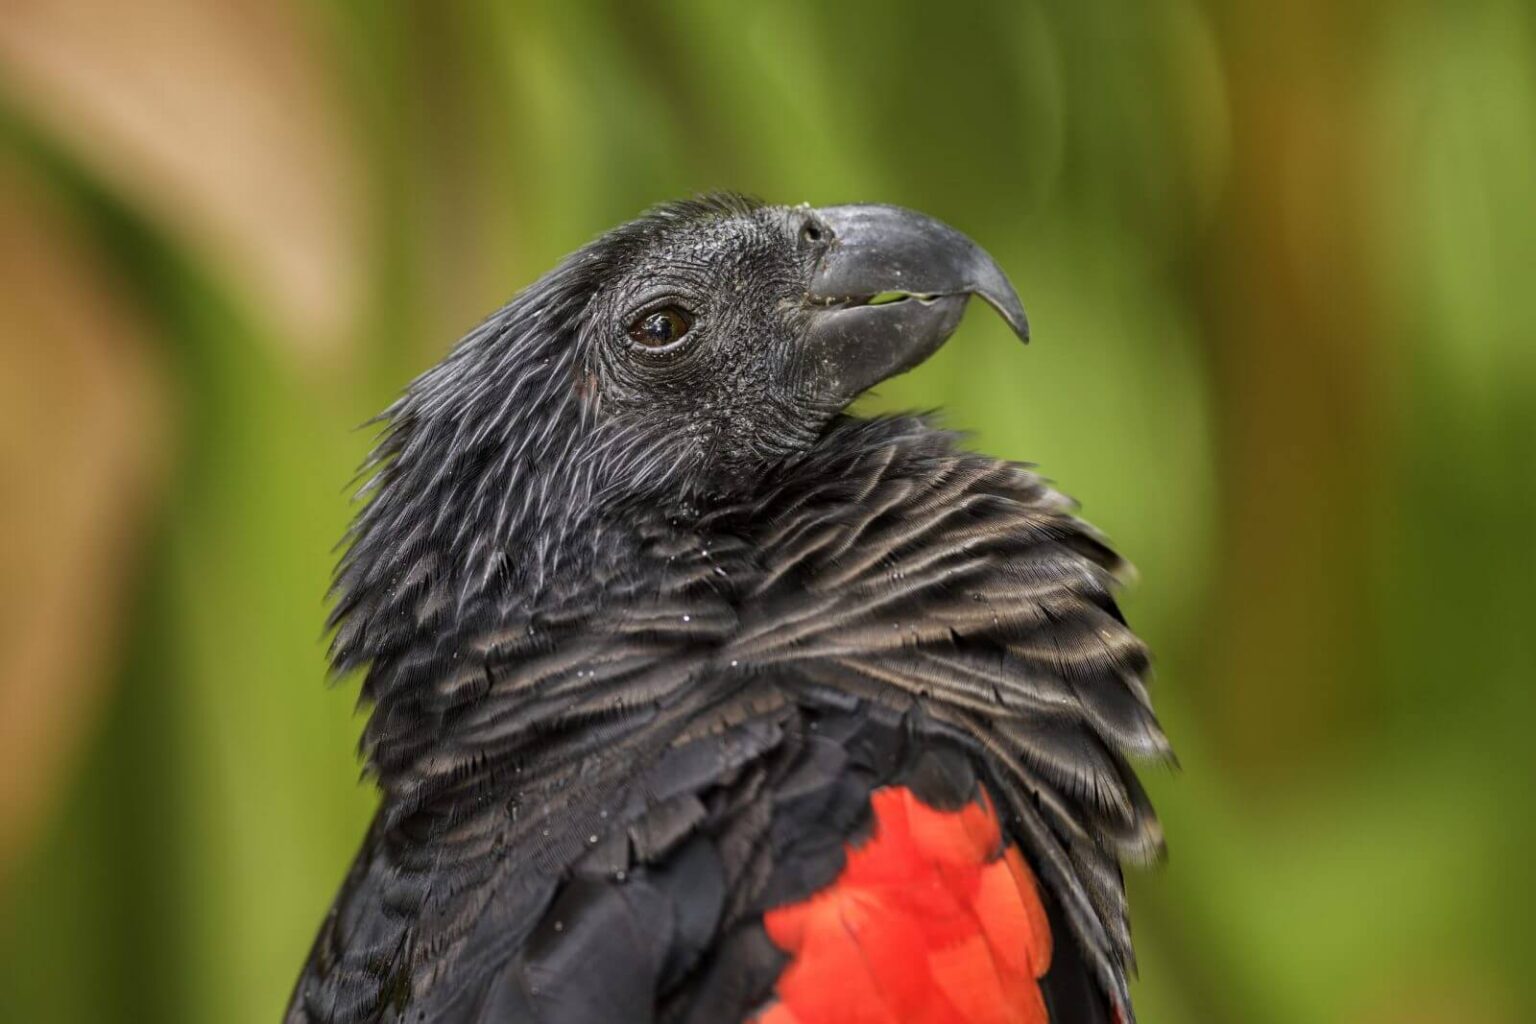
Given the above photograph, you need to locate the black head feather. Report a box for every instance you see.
[331,195,849,672]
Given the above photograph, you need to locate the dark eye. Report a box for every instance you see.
[628,306,694,349]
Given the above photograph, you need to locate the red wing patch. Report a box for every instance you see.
[751,786,1053,1024]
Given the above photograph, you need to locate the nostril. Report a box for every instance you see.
[800,220,826,245]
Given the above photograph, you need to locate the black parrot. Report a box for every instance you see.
[287,196,1170,1024]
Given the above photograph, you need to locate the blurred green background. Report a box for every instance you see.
[2,1,1533,1021]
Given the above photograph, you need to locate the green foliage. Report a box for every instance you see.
[2,1,1532,1020]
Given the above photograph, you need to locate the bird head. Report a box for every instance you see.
[333,196,1028,664]
[576,196,1029,492]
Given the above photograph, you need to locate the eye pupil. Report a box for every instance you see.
[628,306,693,348]
[644,313,676,340]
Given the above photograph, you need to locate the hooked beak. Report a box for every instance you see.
[801,204,1029,403]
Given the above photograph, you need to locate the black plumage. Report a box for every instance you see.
[288,196,1169,1024]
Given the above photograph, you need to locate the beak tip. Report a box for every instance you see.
[982,291,1030,345]
[1011,309,1031,344]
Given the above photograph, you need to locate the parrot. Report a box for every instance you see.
[286,195,1170,1024]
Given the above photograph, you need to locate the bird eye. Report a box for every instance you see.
[627,305,694,350]
[800,220,826,245]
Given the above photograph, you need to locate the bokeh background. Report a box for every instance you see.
[2,1,1533,1021]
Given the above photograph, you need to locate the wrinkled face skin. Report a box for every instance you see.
[583,205,831,494]
[578,199,1028,500]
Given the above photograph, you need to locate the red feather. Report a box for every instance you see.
[752,787,1054,1024]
